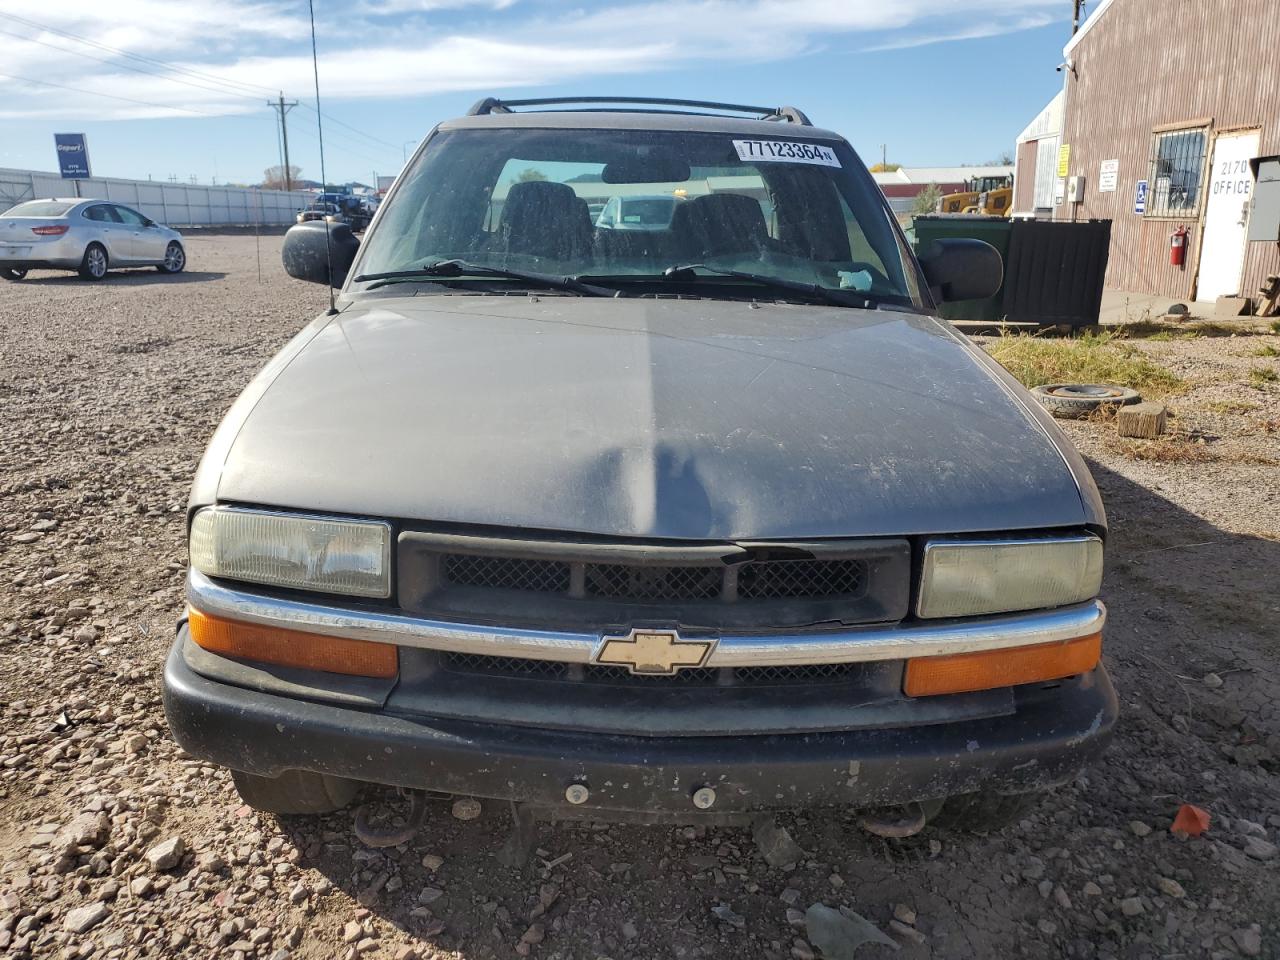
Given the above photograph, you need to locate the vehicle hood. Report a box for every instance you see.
[213,296,1094,540]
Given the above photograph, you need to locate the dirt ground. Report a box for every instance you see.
[2,233,1279,960]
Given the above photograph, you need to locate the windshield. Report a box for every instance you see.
[3,200,76,218]
[354,127,924,307]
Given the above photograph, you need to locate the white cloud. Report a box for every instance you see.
[0,0,1064,121]
[862,12,1057,51]
[354,0,519,14]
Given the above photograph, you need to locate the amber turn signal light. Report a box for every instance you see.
[904,633,1101,698]
[188,608,398,678]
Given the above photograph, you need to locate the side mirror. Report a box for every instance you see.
[282,221,359,287]
[917,237,1003,303]
[143,218,156,228]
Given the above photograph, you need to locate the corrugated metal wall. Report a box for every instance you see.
[0,168,311,226]
[1056,0,1280,301]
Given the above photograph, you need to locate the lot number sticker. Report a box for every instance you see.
[733,140,841,167]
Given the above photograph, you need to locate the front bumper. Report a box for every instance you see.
[163,631,1117,816]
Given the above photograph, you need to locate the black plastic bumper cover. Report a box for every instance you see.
[162,636,1117,815]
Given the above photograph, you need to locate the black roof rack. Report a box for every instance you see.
[466,96,812,126]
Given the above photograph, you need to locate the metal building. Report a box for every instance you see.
[1047,0,1280,304]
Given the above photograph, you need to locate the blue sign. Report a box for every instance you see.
[1134,179,1148,215]
[54,133,91,179]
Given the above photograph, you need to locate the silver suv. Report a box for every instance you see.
[163,97,1115,838]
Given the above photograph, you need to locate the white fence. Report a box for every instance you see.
[0,167,312,227]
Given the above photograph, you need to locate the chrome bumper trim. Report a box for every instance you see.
[188,570,1106,666]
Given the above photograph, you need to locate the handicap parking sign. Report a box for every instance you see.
[1134,179,1148,215]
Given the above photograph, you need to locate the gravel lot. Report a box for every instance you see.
[2,233,1279,960]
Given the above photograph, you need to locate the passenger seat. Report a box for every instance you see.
[495,181,592,262]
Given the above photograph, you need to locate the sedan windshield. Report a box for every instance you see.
[354,127,924,308]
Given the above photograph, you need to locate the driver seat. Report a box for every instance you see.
[670,193,769,261]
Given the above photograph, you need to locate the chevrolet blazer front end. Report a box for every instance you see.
[162,96,1116,828]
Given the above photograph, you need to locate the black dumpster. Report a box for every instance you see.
[912,216,1111,329]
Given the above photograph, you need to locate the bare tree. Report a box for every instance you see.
[263,165,303,190]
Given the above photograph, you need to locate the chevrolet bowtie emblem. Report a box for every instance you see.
[594,629,717,675]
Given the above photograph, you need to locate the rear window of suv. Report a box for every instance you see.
[2,200,77,218]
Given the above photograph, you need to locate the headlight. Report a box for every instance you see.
[190,507,391,598]
[917,535,1102,619]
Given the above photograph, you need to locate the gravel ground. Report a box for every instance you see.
[2,233,1279,960]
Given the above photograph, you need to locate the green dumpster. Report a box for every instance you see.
[911,214,1012,322]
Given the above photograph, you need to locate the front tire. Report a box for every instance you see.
[230,769,360,815]
[78,243,108,281]
[1,267,27,281]
[157,241,186,274]
[931,790,1042,832]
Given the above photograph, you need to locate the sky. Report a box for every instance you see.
[0,0,1082,186]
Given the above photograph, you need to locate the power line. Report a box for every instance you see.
[0,24,263,105]
[5,12,406,159]
[2,11,278,98]
[0,71,223,117]
[295,101,401,151]
[287,124,400,171]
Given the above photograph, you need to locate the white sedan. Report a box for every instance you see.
[1,198,186,281]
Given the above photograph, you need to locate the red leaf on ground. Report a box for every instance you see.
[1170,804,1210,837]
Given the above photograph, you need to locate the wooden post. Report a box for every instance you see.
[1116,402,1167,439]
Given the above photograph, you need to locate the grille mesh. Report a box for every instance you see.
[441,653,569,680]
[737,558,866,600]
[439,554,869,603]
[443,554,571,593]
[441,653,864,686]
[585,563,722,601]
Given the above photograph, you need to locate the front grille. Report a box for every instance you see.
[399,532,910,631]
[443,554,570,593]
[737,558,865,599]
[440,652,865,687]
[584,563,723,600]
[442,556,868,603]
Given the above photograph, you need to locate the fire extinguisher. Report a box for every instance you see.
[1170,225,1188,268]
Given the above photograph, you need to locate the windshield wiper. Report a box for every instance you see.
[661,263,871,308]
[354,260,616,297]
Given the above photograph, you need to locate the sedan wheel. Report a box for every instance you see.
[158,241,186,274]
[79,243,108,281]
[1,267,27,281]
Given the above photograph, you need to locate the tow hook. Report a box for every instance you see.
[859,802,928,838]
[353,788,430,848]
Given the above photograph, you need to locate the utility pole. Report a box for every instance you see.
[268,92,299,191]
[881,144,887,169]
[1071,0,1084,35]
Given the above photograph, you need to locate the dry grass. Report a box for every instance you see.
[1201,399,1261,415]
[986,332,1183,398]
[1114,318,1271,339]
[1103,434,1216,463]
[1248,366,1279,388]
[1251,344,1280,358]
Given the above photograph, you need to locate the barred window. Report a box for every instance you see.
[1146,127,1208,217]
